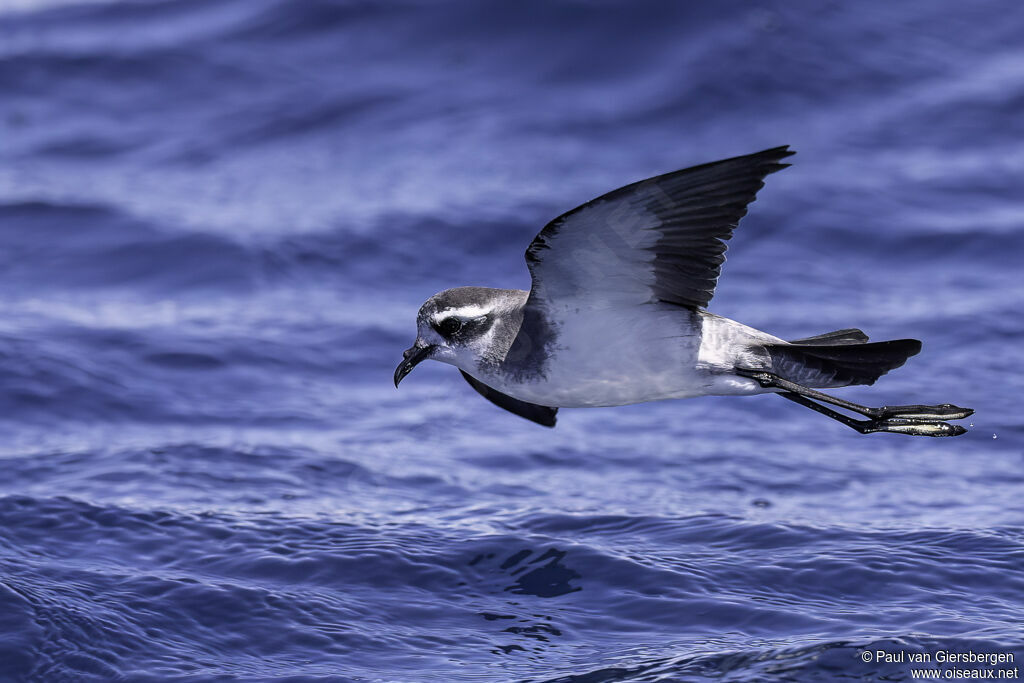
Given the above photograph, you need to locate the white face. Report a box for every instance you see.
[415,303,496,370]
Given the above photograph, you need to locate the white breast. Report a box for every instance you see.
[470,304,691,407]
[469,305,778,408]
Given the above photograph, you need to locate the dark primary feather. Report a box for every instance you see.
[525,146,794,310]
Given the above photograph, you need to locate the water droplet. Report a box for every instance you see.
[993,434,998,439]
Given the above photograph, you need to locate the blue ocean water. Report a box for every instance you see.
[1,0,1023,680]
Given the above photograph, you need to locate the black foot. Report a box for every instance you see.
[738,368,974,438]
[873,403,974,421]
[861,417,968,438]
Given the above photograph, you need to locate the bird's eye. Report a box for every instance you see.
[437,317,462,337]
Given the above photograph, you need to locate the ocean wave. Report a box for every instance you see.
[2,0,1022,679]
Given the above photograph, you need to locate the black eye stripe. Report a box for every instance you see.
[435,317,463,337]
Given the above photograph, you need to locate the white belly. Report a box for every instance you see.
[468,305,771,408]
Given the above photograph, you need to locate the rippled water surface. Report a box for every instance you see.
[1,1,1023,680]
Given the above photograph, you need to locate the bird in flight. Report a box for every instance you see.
[394,147,972,437]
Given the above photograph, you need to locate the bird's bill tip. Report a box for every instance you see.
[394,344,433,387]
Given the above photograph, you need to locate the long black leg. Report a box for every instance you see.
[736,369,973,437]
[777,392,874,433]
[778,392,967,437]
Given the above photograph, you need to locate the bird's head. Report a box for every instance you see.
[394,287,520,387]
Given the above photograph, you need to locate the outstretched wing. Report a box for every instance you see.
[524,146,794,310]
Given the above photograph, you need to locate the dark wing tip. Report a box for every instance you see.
[523,145,797,310]
[459,370,559,428]
[758,144,796,157]
[750,145,795,173]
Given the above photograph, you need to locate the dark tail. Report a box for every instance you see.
[766,328,921,387]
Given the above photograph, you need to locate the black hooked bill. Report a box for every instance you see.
[394,344,433,387]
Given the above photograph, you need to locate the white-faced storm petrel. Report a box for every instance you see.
[395,147,973,436]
